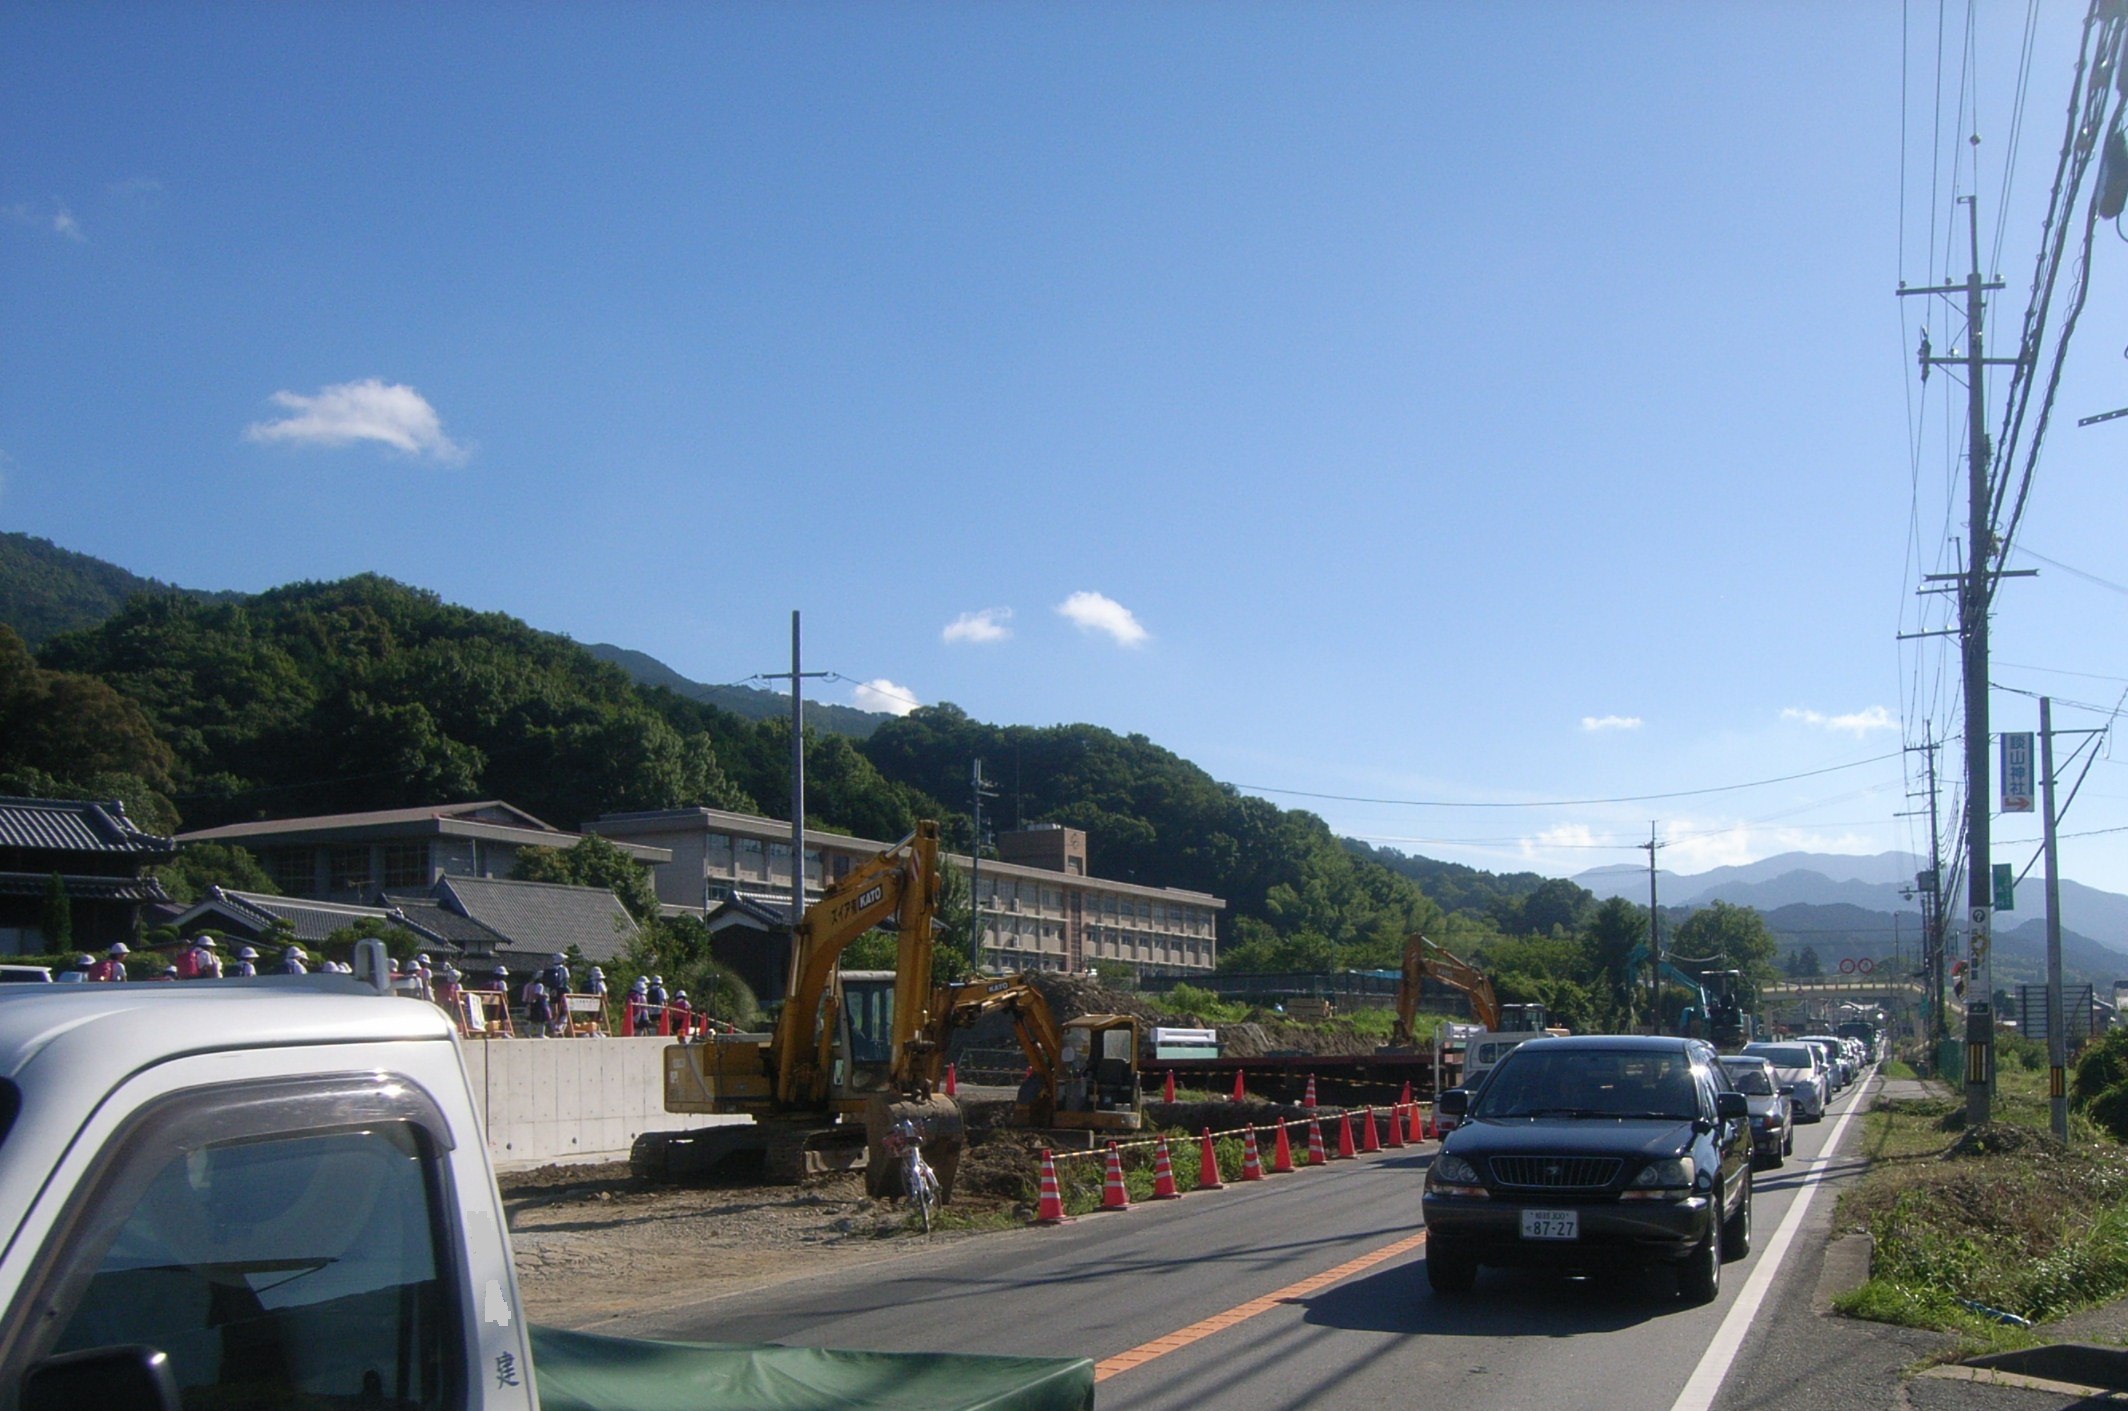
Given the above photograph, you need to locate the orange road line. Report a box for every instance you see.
[1091,1229,1429,1382]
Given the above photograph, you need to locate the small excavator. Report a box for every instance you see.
[925,975,1143,1134]
[1384,932,1564,1088]
[633,821,966,1197]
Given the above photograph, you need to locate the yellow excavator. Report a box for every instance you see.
[1386,932,1559,1049]
[633,821,966,1196]
[926,975,1144,1133]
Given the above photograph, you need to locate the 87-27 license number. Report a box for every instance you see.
[1520,1209,1578,1240]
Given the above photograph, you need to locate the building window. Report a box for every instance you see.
[706,833,733,878]
[804,849,822,884]
[263,849,314,897]
[738,837,764,880]
[381,843,429,890]
[327,845,370,893]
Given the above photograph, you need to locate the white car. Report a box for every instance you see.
[1742,1040,1828,1122]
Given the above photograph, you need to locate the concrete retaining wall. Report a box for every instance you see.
[459,1036,746,1167]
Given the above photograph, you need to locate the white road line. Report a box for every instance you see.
[1666,1077,1873,1411]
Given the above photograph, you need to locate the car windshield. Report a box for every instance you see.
[1722,1065,1774,1095]
[1747,1044,1815,1069]
[1472,1049,1699,1120]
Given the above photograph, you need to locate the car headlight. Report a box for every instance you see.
[1431,1153,1481,1185]
[1622,1156,1695,1201]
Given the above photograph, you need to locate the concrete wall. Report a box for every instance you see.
[458,1035,746,1167]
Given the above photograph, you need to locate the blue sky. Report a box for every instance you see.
[3,4,2123,896]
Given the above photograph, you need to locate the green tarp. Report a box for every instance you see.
[529,1325,1095,1411]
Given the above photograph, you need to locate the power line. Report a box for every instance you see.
[1236,751,1904,810]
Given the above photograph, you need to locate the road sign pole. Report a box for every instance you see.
[2042,698,2067,1141]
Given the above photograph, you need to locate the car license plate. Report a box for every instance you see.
[1520,1209,1578,1241]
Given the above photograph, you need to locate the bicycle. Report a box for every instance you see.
[881,1116,940,1233]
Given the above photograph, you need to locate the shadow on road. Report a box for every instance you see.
[1298,1257,1681,1335]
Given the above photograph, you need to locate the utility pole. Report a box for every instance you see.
[1641,824,1664,1036]
[967,759,998,972]
[1900,192,2026,1126]
[2042,697,2067,1140]
[766,612,830,950]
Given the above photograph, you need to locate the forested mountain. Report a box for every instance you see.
[1344,840,1597,933]
[0,532,239,647]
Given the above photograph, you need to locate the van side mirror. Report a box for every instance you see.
[1437,1089,1469,1118]
[24,1346,180,1411]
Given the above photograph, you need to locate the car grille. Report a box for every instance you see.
[1487,1155,1623,1191]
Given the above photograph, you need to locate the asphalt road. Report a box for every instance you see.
[606,1074,1883,1411]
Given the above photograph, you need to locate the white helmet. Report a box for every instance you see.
[237,946,258,960]
[107,942,130,956]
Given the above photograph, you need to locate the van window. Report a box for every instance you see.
[13,1096,462,1411]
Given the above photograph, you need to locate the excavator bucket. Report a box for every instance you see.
[864,1090,965,1201]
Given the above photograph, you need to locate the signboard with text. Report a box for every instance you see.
[2002,732,2036,813]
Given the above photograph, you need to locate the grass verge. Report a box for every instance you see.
[1834,1057,2128,1353]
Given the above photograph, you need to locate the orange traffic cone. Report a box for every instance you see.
[1407,1102,1424,1144]
[1307,1118,1327,1166]
[1336,1111,1357,1159]
[1231,1069,1246,1103]
[1271,1120,1295,1173]
[1302,1074,1319,1110]
[1241,1127,1264,1181]
[1362,1107,1381,1153]
[1100,1142,1131,1211]
[1197,1127,1225,1190]
[1385,1104,1406,1148]
[1399,1079,1414,1107]
[1033,1149,1072,1225]
[944,1063,958,1098]
[1150,1136,1180,1199]
[1163,1069,1176,1103]
[1424,1105,1439,1140]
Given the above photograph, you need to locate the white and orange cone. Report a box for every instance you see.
[1033,1149,1072,1225]
[1302,1074,1319,1111]
[1307,1118,1327,1166]
[1385,1103,1407,1149]
[1240,1126,1264,1181]
[1150,1136,1180,1199]
[1100,1141,1130,1211]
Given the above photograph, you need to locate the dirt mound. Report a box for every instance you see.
[1945,1122,2067,1160]
[1025,971,1168,1025]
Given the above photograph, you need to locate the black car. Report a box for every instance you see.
[1421,1034,1754,1303]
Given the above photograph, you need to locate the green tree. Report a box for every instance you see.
[1671,901,1780,1005]
[155,843,278,905]
[1583,896,1649,1024]
[511,834,661,922]
[40,873,71,951]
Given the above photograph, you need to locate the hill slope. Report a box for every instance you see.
[583,643,888,738]
[0,532,239,647]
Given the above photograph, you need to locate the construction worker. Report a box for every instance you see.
[411,953,435,1000]
[279,946,308,976]
[522,973,552,1036]
[231,945,259,978]
[585,965,608,1000]
[626,975,650,1035]
[92,943,130,983]
[670,989,693,1035]
[433,963,462,1012]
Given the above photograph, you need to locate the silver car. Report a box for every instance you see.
[1719,1054,1794,1167]
[1742,1040,1828,1122]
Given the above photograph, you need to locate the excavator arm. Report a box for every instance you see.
[928,976,1068,1122]
[1390,932,1501,1046]
[772,820,941,1106]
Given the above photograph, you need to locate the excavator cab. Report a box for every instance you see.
[1051,1015,1142,1133]
[832,969,901,1098]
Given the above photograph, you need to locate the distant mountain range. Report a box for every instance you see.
[581,643,889,738]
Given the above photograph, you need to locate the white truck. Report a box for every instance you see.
[0,942,1092,1411]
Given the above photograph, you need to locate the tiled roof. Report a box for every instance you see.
[0,796,176,857]
[707,892,795,930]
[180,800,560,839]
[0,872,172,902]
[178,888,459,949]
[177,800,668,862]
[436,875,639,963]
[376,892,507,951]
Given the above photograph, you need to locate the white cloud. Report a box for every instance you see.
[943,608,1013,645]
[1056,590,1149,647]
[1781,705,1898,737]
[1519,823,1599,858]
[4,200,84,241]
[1580,714,1643,732]
[244,379,465,461]
[853,678,921,716]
